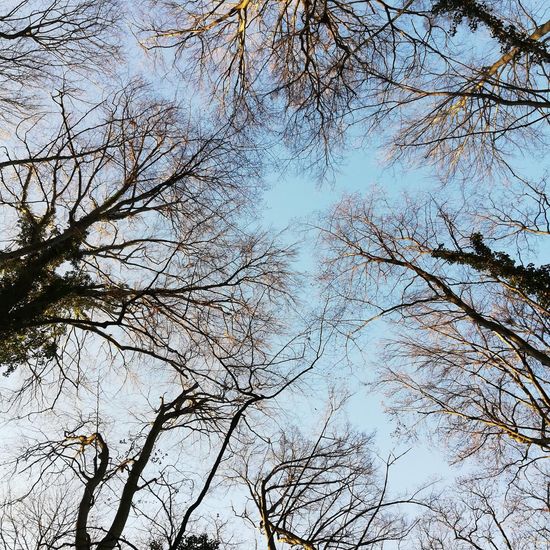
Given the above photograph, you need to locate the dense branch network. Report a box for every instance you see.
[0,1,548,549]
[144,0,549,175]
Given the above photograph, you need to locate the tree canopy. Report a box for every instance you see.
[0,1,548,549]
[145,0,549,175]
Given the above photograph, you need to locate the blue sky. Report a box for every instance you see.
[260,145,460,496]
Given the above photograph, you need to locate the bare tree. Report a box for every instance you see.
[0,75,331,548]
[0,81,296,400]
[0,0,119,118]
[415,478,550,549]
[142,0,549,176]
[230,410,426,549]
[0,490,76,549]
[7,2,550,549]
[0,366,322,549]
[0,187,324,548]
[0,261,326,548]
[320,184,550,494]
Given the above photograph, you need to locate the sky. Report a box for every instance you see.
[259,143,460,497]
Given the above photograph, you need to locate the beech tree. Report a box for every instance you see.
[0,82,296,387]
[415,478,550,549]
